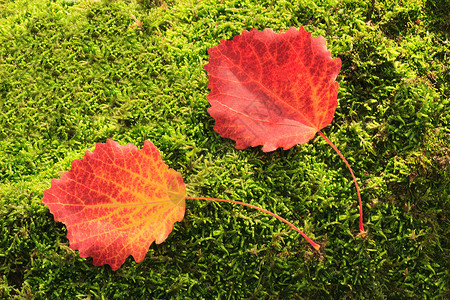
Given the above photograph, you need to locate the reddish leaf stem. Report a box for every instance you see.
[186,196,320,251]
[318,130,366,235]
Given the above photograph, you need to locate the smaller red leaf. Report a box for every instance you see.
[205,27,341,152]
[42,139,186,270]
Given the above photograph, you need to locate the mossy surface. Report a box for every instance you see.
[1,0,449,298]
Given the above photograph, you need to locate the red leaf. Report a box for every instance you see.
[205,27,341,152]
[42,139,186,270]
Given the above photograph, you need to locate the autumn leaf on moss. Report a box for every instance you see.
[205,27,366,235]
[42,139,186,270]
[42,139,321,269]
[204,27,341,152]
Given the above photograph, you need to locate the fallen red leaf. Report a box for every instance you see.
[205,27,365,235]
[204,27,341,152]
[42,139,186,270]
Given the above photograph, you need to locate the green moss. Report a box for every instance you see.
[0,0,448,298]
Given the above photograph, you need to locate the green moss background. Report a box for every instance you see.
[0,0,449,298]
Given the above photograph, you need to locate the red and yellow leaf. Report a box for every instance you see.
[42,139,186,270]
[204,27,341,152]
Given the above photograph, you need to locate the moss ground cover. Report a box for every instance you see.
[0,0,449,298]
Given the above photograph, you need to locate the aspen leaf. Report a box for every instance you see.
[42,139,186,270]
[42,139,321,270]
[204,27,342,152]
[205,27,366,235]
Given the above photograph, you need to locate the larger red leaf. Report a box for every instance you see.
[205,27,341,152]
[42,139,186,270]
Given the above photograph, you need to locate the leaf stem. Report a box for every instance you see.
[186,196,320,251]
[318,130,366,235]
